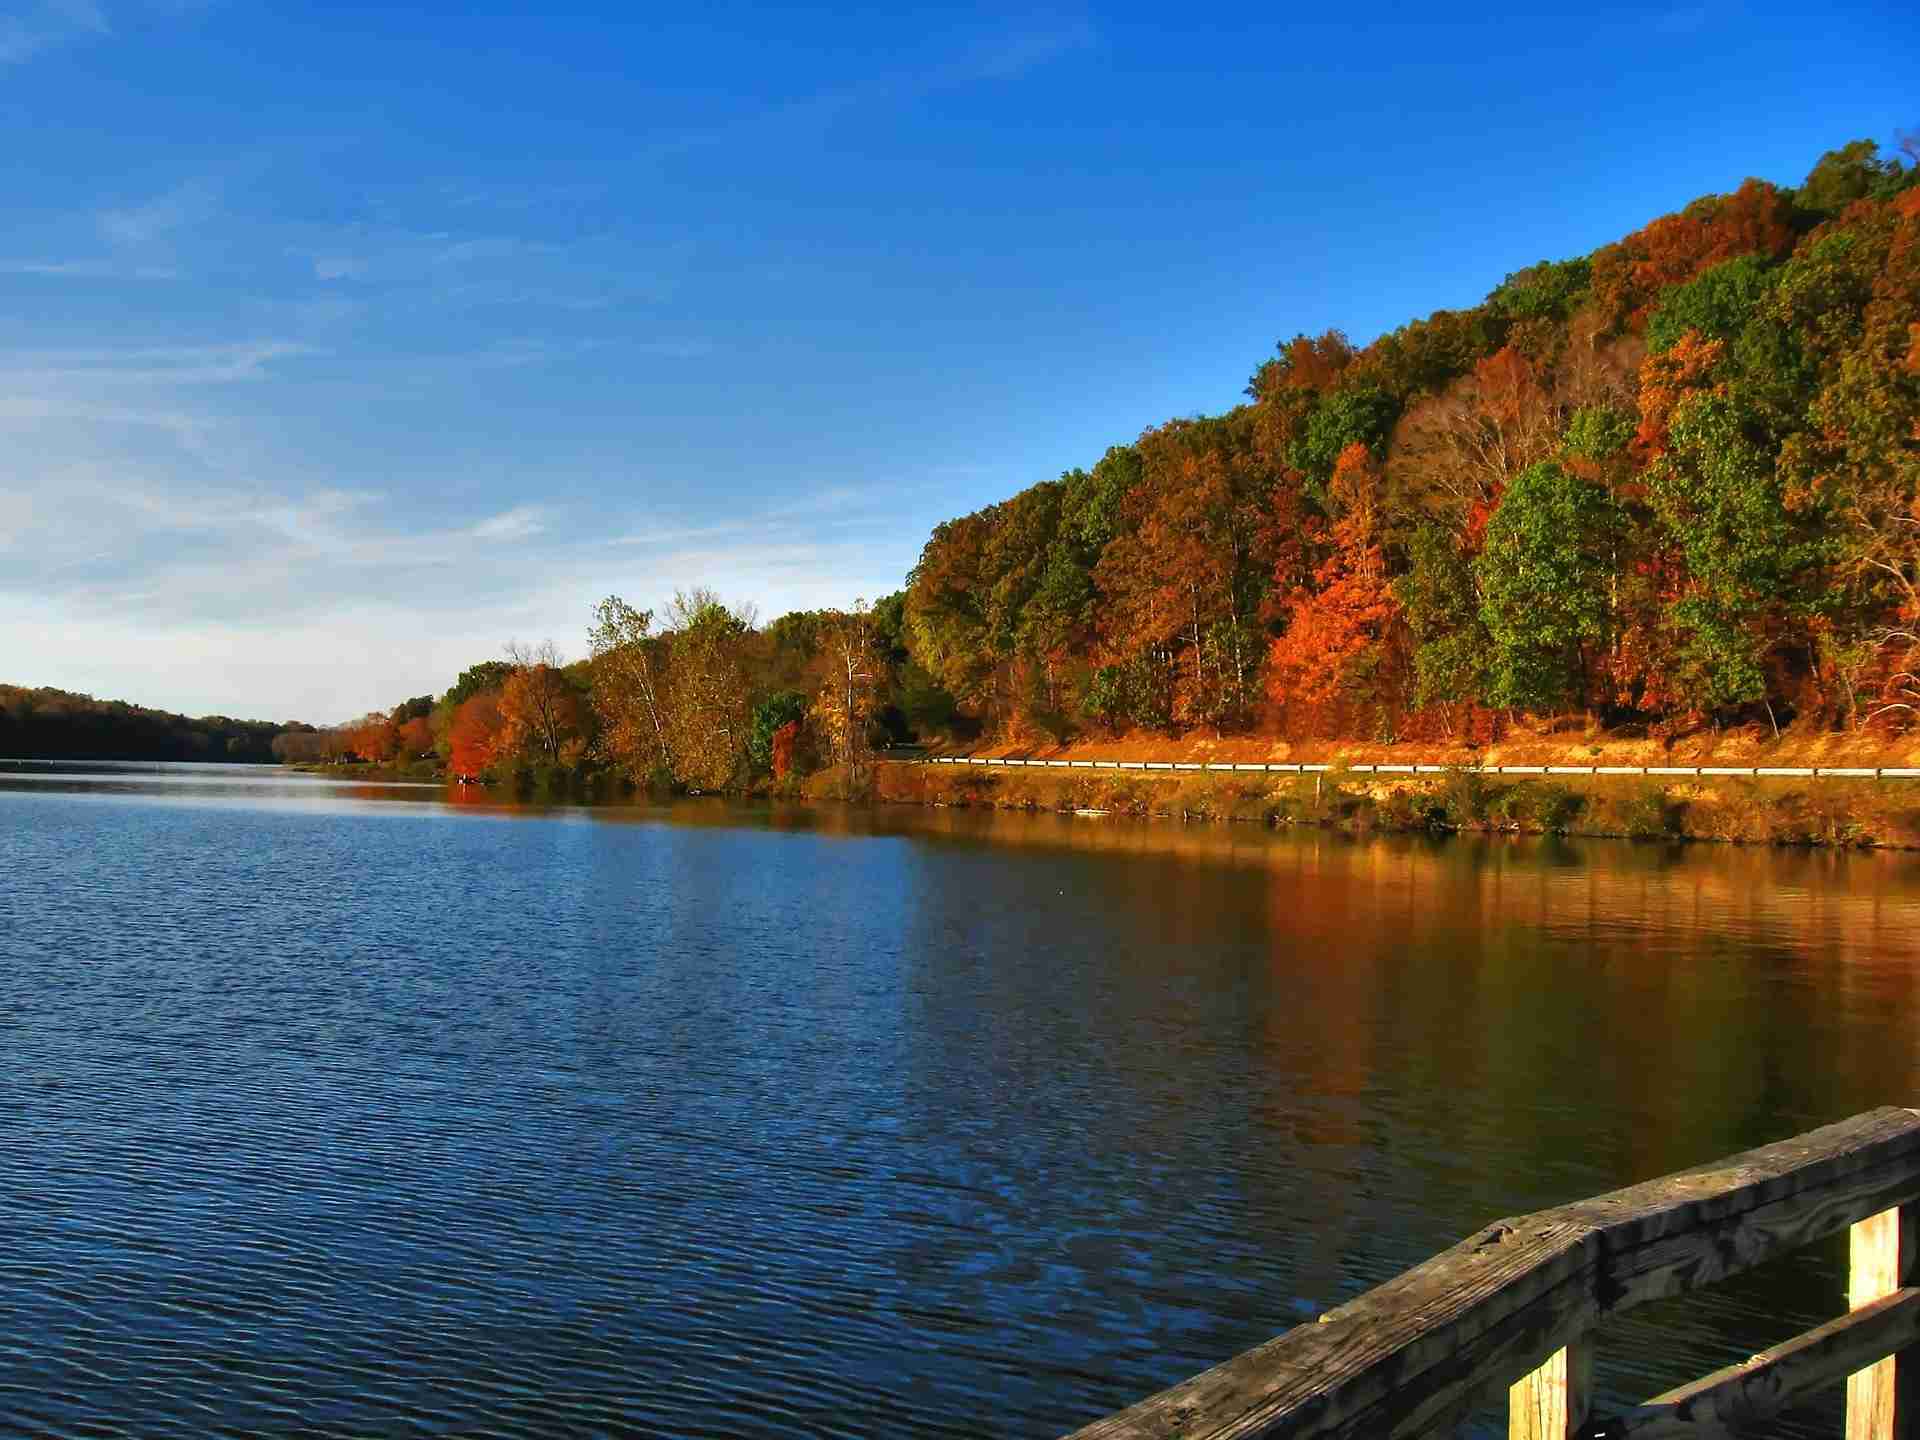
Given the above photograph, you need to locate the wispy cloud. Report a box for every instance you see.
[629,14,1098,170]
[99,179,218,247]
[0,258,180,279]
[432,236,553,267]
[961,16,1098,81]
[279,221,672,313]
[312,255,368,281]
[0,393,210,441]
[0,339,314,387]
[0,337,312,463]
[604,520,752,548]
[469,505,545,541]
[761,483,887,519]
[0,426,917,719]
[600,485,897,551]
[630,337,716,359]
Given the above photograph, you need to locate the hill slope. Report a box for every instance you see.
[896,137,1920,754]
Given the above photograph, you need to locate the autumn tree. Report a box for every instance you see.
[1267,444,1399,711]
[588,597,674,783]
[448,693,506,778]
[431,661,514,761]
[904,511,1000,719]
[1589,177,1797,329]
[659,590,754,791]
[499,640,585,765]
[1391,346,1562,538]
[346,711,399,763]
[812,602,884,776]
[395,715,433,758]
[1093,415,1273,732]
[770,720,802,781]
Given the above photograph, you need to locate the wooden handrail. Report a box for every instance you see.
[1062,1107,1920,1440]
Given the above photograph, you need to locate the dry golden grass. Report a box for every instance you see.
[875,762,1920,849]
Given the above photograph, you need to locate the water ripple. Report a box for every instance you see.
[4,771,1920,1435]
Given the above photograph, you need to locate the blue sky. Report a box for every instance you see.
[1,0,1913,722]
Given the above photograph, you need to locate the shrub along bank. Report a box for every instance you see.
[875,762,1920,848]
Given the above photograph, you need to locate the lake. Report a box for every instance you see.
[3,761,1919,1437]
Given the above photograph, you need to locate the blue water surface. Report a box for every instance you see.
[4,765,1920,1437]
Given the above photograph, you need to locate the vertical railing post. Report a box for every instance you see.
[1849,1203,1919,1439]
[1510,1336,1592,1440]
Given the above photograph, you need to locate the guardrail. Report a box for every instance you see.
[1062,1107,1920,1440]
[903,757,1920,779]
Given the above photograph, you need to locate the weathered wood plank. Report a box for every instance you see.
[1850,1205,1920,1440]
[1062,1108,1920,1440]
[1588,1287,1920,1438]
[1509,1336,1591,1440]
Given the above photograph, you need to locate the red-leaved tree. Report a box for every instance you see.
[448,694,506,777]
[1267,444,1400,708]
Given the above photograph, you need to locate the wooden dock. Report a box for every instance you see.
[1063,1108,1920,1439]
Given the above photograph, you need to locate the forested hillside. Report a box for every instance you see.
[900,136,1920,750]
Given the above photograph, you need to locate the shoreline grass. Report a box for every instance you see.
[875,763,1920,849]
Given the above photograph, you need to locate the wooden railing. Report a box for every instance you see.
[1063,1108,1920,1440]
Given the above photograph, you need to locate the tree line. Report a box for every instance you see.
[274,595,919,793]
[283,137,1920,790]
[1,685,294,762]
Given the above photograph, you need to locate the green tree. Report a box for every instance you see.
[1058,445,1141,560]
[1395,524,1488,719]
[1563,404,1634,461]
[1288,382,1398,489]
[1487,256,1592,321]
[445,661,513,709]
[1646,254,1778,355]
[1648,389,1831,713]
[869,591,911,665]
[1797,139,1900,216]
[1475,462,1624,712]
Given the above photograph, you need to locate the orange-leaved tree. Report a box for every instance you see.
[346,712,399,763]
[499,641,584,764]
[1635,331,1727,457]
[770,719,801,781]
[1590,178,1797,329]
[1267,444,1400,708]
[448,694,506,777]
[395,716,433,758]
